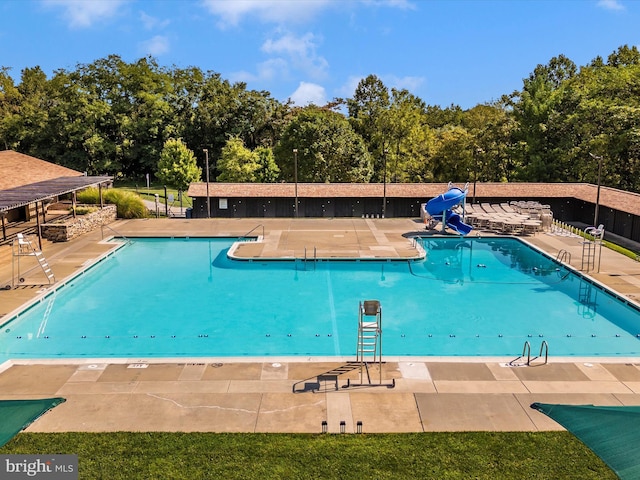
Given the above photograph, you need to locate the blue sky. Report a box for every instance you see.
[0,0,638,108]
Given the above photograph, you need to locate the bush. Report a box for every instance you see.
[74,206,98,215]
[77,187,147,219]
[76,187,100,204]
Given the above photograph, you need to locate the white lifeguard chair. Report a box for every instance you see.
[11,233,56,288]
[346,300,394,389]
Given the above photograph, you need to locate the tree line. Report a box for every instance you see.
[1,46,639,193]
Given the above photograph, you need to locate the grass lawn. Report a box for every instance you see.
[1,432,616,479]
[114,181,193,209]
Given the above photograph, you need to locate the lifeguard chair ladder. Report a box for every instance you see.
[11,233,55,288]
[346,300,395,389]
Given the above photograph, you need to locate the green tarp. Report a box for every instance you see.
[531,402,640,480]
[0,398,66,447]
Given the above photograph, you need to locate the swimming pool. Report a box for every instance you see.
[1,237,640,360]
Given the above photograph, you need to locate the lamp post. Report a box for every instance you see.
[293,148,298,218]
[382,148,388,218]
[203,148,210,218]
[472,147,482,204]
[590,153,603,226]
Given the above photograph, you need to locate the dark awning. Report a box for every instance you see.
[0,176,112,213]
[531,402,640,479]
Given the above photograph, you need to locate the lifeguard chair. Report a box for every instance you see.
[346,300,394,389]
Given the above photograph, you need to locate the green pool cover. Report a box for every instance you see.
[0,398,66,448]
[531,402,640,480]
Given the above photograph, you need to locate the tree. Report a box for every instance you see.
[379,88,434,182]
[255,146,280,182]
[157,138,201,192]
[275,106,373,183]
[347,75,390,180]
[216,136,261,182]
[0,67,22,150]
[509,55,576,181]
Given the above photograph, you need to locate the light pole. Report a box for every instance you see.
[472,147,482,204]
[382,148,388,218]
[203,148,210,218]
[590,153,603,226]
[293,148,298,218]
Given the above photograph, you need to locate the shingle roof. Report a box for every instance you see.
[186,182,640,217]
[0,150,84,190]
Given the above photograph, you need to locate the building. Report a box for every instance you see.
[0,150,112,244]
[187,182,640,246]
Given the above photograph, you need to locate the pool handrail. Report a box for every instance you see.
[239,224,264,241]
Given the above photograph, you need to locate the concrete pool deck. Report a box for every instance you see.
[1,217,640,433]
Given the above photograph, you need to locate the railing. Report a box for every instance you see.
[538,340,549,364]
[238,224,264,241]
[302,246,318,270]
[556,249,571,264]
[510,340,549,367]
[100,224,130,243]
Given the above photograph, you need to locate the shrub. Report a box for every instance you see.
[76,187,100,204]
[74,206,98,215]
[77,187,147,219]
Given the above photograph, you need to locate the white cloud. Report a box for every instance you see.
[290,82,326,106]
[361,0,416,10]
[140,11,170,30]
[386,75,425,92]
[337,75,366,98]
[230,58,289,83]
[139,35,170,56]
[262,32,328,79]
[42,0,127,28]
[597,0,625,10]
[200,0,413,28]
[200,0,332,28]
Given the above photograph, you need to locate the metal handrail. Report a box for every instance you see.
[238,224,264,241]
[556,249,571,264]
[522,341,531,365]
[538,340,549,365]
[100,224,130,243]
[509,341,531,367]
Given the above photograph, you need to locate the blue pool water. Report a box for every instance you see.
[1,237,640,360]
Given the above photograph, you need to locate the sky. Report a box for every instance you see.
[0,0,638,109]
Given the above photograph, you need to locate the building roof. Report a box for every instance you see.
[0,150,84,190]
[187,182,640,217]
[0,176,113,213]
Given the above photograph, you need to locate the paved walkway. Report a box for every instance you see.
[1,218,640,433]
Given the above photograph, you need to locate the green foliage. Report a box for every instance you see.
[255,146,280,182]
[216,136,261,182]
[2,49,640,192]
[214,137,280,183]
[1,432,616,479]
[276,106,373,183]
[76,187,100,204]
[157,138,201,192]
[74,206,98,215]
[77,187,147,219]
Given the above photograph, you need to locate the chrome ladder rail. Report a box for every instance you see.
[238,224,264,241]
[100,224,131,244]
[509,341,531,366]
[556,249,571,264]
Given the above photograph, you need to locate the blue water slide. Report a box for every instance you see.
[426,187,473,235]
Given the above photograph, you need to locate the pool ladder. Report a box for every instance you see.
[299,246,317,270]
[510,340,548,367]
[556,249,571,264]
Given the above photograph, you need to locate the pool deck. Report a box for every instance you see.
[1,217,640,433]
